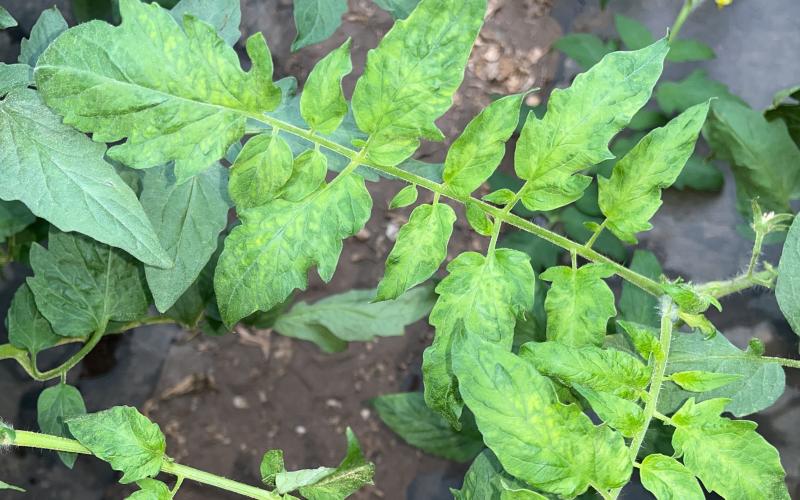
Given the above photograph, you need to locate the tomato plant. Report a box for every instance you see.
[1,0,800,498]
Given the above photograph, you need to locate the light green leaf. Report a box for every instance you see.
[352,0,486,165]
[36,0,281,182]
[273,286,434,352]
[778,216,800,335]
[617,321,660,360]
[560,206,626,262]
[8,284,60,356]
[451,450,510,500]
[277,468,335,495]
[18,7,68,67]
[515,40,668,211]
[301,40,353,134]
[0,88,169,267]
[372,392,483,462]
[572,384,644,438]
[659,331,785,417]
[28,229,148,337]
[260,449,285,488]
[423,249,534,427]
[0,7,16,29]
[376,203,456,301]
[619,250,662,327]
[520,341,650,399]
[666,39,715,62]
[482,188,516,206]
[640,454,704,500]
[453,334,632,497]
[670,370,742,392]
[127,479,172,500]
[215,175,372,326]
[280,149,329,202]
[37,384,87,468]
[598,101,709,243]
[0,63,33,96]
[704,99,800,215]
[171,0,242,46]
[0,480,24,493]
[229,134,294,209]
[539,263,616,346]
[166,248,218,328]
[553,34,616,70]
[670,398,790,500]
[498,231,561,273]
[0,201,35,243]
[67,406,166,484]
[655,69,744,115]
[141,163,230,312]
[388,185,418,209]
[615,14,653,50]
[672,156,724,192]
[766,87,800,146]
[499,483,548,500]
[465,201,493,236]
[372,0,421,19]
[443,94,525,197]
[291,0,347,51]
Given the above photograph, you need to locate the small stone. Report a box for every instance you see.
[360,408,371,420]
[295,425,307,435]
[232,396,249,409]
[355,228,371,241]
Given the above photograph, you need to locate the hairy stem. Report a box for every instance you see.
[8,430,278,499]
[30,325,107,381]
[698,267,778,298]
[611,299,675,499]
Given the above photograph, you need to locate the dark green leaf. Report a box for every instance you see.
[655,69,744,115]
[37,384,86,468]
[0,201,35,243]
[553,34,616,70]
[778,216,800,335]
[127,479,172,500]
[291,0,347,51]
[614,14,654,50]
[301,40,353,134]
[18,7,68,67]
[7,284,60,356]
[672,156,724,191]
[666,39,715,62]
[171,0,242,46]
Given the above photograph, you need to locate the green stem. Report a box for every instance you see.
[698,268,778,298]
[746,230,765,278]
[257,112,664,297]
[669,0,693,42]
[585,219,607,250]
[487,216,502,254]
[30,325,107,381]
[610,299,675,499]
[764,356,800,369]
[8,431,278,500]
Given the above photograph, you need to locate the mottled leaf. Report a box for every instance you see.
[352,0,486,165]
[229,134,294,209]
[573,384,644,438]
[280,149,328,202]
[640,454,703,500]
[291,0,347,51]
[36,0,281,182]
[453,334,632,497]
[141,163,230,312]
[670,398,789,500]
[465,201,493,236]
[0,88,169,267]
[18,7,68,67]
[423,249,534,427]
[670,370,741,392]
[67,406,166,484]
[388,185,418,209]
[28,229,148,337]
[171,0,242,46]
[539,263,616,346]
[301,40,352,134]
[376,203,456,301]
[273,286,434,352]
[443,94,525,197]
[598,101,709,243]
[515,40,668,211]
[37,384,86,468]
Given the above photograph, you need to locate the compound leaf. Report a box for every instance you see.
[273,286,434,351]
[352,0,486,165]
[443,94,525,197]
[659,331,785,417]
[515,39,668,211]
[640,454,703,500]
[423,249,534,428]
[67,406,166,484]
[229,134,294,209]
[670,398,789,500]
[291,0,347,51]
[520,341,650,399]
[0,88,169,267]
[539,263,616,346]
[778,216,800,335]
[705,99,800,216]
[36,0,281,182]
[37,384,86,468]
[214,175,372,326]
[372,392,483,462]
[141,163,230,312]
[28,229,148,337]
[170,0,242,46]
[18,7,68,67]
[598,101,709,243]
[7,284,60,356]
[376,203,456,301]
[301,39,353,134]
[453,334,632,497]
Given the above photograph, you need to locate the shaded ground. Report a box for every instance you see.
[2,0,800,499]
